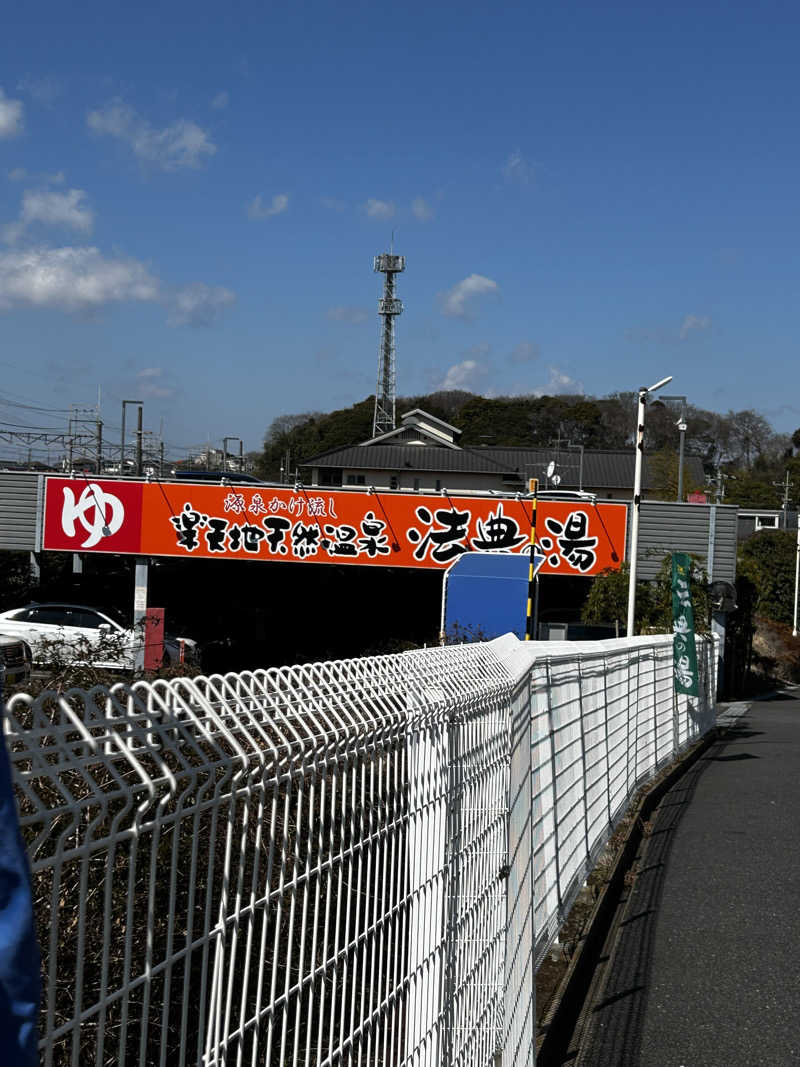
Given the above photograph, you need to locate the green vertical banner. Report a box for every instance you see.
[672,552,699,696]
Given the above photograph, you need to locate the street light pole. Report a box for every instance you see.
[793,512,800,637]
[626,375,673,637]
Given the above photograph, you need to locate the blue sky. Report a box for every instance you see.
[1,0,799,462]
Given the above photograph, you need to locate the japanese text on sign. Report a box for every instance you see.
[42,479,628,575]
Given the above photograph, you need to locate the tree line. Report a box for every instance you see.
[258,391,800,509]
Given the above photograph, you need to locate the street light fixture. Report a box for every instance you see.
[626,375,673,637]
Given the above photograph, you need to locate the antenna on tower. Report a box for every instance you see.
[372,249,405,437]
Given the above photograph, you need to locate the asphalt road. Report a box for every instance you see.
[577,692,800,1067]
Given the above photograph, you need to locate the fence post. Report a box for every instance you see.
[406,699,448,1065]
[576,659,591,880]
[545,659,564,922]
[502,670,536,1066]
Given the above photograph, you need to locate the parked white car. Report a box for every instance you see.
[0,603,199,671]
[0,634,33,688]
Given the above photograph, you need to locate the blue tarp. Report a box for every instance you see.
[0,674,40,1065]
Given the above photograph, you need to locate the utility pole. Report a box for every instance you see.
[676,415,687,501]
[223,436,242,474]
[773,472,793,528]
[710,465,732,504]
[121,400,142,475]
[96,418,103,475]
[136,405,143,476]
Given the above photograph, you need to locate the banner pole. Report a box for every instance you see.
[525,479,538,641]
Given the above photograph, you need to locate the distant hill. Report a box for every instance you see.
[256,391,796,513]
[257,391,639,481]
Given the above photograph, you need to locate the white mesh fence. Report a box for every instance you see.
[526,634,717,962]
[3,632,717,1066]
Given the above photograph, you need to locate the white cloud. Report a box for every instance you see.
[139,382,174,398]
[17,75,62,107]
[135,367,174,397]
[247,192,289,219]
[7,168,64,184]
[509,340,540,364]
[531,366,584,398]
[210,91,229,111]
[4,188,94,243]
[679,314,712,341]
[0,88,24,138]
[327,305,370,324]
[436,359,488,391]
[434,344,491,391]
[0,244,235,327]
[440,273,499,319]
[167,282,235,326]
[321,196,346,212]
[628,314,714,345]
[411,196,434,221]
[0,245,159,311]
[87,99,216,171]
[135,366,173,397]
[502,149,534,185]
[364,198,395,220]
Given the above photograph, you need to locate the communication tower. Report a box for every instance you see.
[372,251,405,437]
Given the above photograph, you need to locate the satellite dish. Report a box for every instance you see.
[546,461,556,478]
[551,474,562,486]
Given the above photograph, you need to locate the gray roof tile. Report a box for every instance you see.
[301,444,705,490]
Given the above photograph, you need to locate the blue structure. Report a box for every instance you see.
[442,551,544,642]
[0,673,40,1065]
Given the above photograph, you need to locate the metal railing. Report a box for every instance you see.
[3,632,717,1066]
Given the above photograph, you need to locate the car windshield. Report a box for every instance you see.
[48,604,132,630]
[96,606,131,629]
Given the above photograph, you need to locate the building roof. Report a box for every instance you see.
[301,443,706,491]
[360,408,462,448]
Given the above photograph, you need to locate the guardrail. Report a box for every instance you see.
[3,632,717,1066]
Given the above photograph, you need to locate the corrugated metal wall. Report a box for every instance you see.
[0,472,42,551]
[634,501,737,582]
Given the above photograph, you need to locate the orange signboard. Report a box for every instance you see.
[43,478,627,575]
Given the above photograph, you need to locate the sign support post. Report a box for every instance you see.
[133,557,148,672]
[525,479,538,641]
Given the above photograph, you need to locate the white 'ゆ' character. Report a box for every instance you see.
[61,484,125,548]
